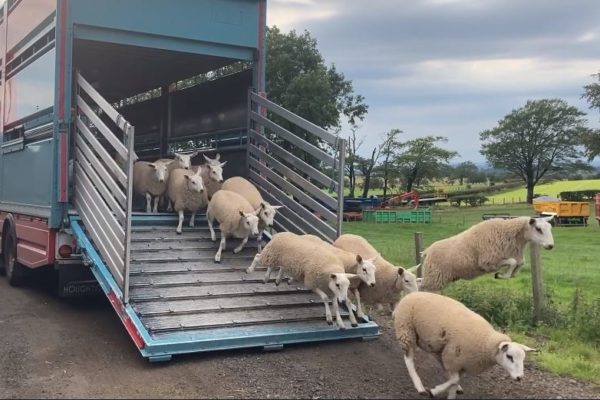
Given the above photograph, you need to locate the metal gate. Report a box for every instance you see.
[72,71,135,302]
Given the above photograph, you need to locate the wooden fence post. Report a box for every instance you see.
[530,243,545,324]
[414,232,423,278]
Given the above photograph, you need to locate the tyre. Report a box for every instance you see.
[3,232,26,286]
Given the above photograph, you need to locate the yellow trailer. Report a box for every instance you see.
[532,200,590,226]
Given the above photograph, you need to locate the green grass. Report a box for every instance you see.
[344,204,600,384]
[486,179,600,204]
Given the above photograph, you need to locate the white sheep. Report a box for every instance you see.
[191,154,227,200]
[206,190,260,263]
[157,151,199,211]
[132,160,173,213]
[420,216,554,292]
[394,292,536,399]
[333,234,419,313]
[248,232,360,329]
[166,168,208,234]
[222,176,283,252]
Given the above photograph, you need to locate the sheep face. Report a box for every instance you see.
[239,210,260,236]
[525,218,554,250]
[257,202,283,227]
[173,152,197,169]
[205,162,227,184]
[495,341,536,381]
[395,268,419,293]
[184,170,205,193]
[149,161,171,183]
[328,273,351,302]
[355,255,376,287]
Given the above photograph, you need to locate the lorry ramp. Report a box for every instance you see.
[71,213,379,362]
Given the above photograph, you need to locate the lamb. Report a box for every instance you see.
[166,168,208,234]
[156,151,198,211]
[191,154,227,200]
[132,160,173,213]
[333,234,419,313]
[222,176,283,252]
[248,232,360,329]
[206,190,260,263]
[420,216,554,292]
[394,292,536,399]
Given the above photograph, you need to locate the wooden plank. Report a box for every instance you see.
[129,259,256,275]
[129,270,271,287]
[131,238,263,252]
[130,248,258,262]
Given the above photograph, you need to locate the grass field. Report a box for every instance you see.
[482,179,600,204]
[344,203,600,384]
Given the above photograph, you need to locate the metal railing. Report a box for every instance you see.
[73,72,135,303]
[247,91,345,242]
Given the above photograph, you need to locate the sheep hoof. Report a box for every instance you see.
[176,230,182,235]
[326,320,333,326]
[351,322,358,328]
[420,389,433,398]
[456,388,464,395]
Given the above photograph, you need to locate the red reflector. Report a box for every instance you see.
[58,244,73,258]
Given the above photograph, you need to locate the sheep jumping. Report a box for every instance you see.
[248,232,360,329]
[420,216,554,292]
[206,190,260,263]
[166,168,208,234]
[132,160,173,213]
[222,176,282,252]
[394,292,536,399]
[333,234,419,313]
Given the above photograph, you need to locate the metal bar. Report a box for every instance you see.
[248,158,338,224]
[77,72,131,132]
[336,138,346,238]
[249,170,336,239]
[74,162,126,224]
[248,143,337,209]
[75,136,127,206]
[250,92,338,145]
[249,111,335,167]
[76,95,129,159]
[76,118,127,186]
[249,129,336,191]
[74,172,126,245]
[246,88,253,178]
[123,125,135,304]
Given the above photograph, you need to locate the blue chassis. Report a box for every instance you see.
[70,214,380,362]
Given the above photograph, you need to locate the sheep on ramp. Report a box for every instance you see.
[191,154,227,200]
[206,190,260,263]
[132,160,173,213]
[394,292,536,399]
[157,151,198,211]
[249,232,360,329]
[166,168,208,234]
[334,234,419,313]
[420,216,554,292]
[222,176,283,252]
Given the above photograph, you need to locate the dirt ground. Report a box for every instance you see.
[1,272,599,399]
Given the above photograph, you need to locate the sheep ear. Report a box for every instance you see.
[165,160,174,166]
[499,342,510,353]
[529,218,536,226]
[190,151,199,158]
[273,205,284,210]
[203,154,211,162]
[149,163,157,170]
[260,202,266,209]
[519,344,538,353]
[215,153,221,161]
[397,267,405,276]
[355,254,363,264]
[220,161,228,167]
[543,215,554,223]
[239,210,245,217]
[184,174,191,181]
[330,273,337,280]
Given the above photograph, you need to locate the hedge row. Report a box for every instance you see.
[559,190,600,201]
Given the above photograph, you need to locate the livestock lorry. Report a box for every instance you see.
[0,0,378,361]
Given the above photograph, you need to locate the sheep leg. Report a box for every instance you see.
[167,199,173,212]
[510,261,525,278]
[189,211,196,227]
[344,297,358,327]
[263,266,272,283]
[247,253,261,274]
[233,236,248,254]
[404,347,427,395]
[447,384,459,400]
[176,210,184,234]
[427,372,460,398]
[207,213,216,241]
[274,267,284,286]
[434,356,464,395]
[314,288,333,325]
[215,236,226,263]
[353,288,366,320]
[332,296,346,329]
[145,193,152,213]
[494,258,518,279]
[257,230,263,253]
[152,196,159,213]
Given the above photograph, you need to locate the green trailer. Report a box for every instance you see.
[363,208,432,224]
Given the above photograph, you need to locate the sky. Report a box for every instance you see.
[267,0,600,165]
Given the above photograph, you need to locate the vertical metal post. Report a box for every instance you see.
[122,125,135,304]
[336,138,346,238]
[246,89,253,177]
[530,243,545,324]
[414,232,423,278]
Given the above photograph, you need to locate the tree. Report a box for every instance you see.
[395,136,457,192]
[345,126,364,198]
[581,72,600,160]
[480,99,590,203]
[357,147,381,198]
[452,161,480,185]
[266,27,368,165]
[377,129,402,197]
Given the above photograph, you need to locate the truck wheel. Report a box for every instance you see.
[3,232,25,286]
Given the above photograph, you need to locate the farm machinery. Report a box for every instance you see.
[532,197,590,226]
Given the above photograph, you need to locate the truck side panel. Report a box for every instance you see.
[0,212,54,268]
